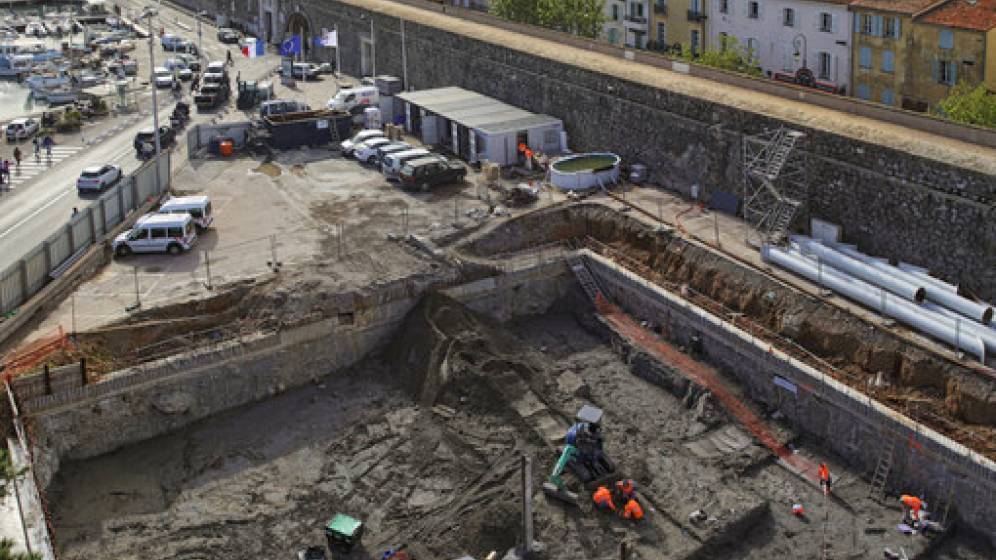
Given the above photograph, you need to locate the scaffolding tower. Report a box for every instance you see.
[742,127,808,247]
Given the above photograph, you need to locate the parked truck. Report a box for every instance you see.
[194,81,230,110]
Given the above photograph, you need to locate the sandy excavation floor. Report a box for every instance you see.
[49,293,994,559]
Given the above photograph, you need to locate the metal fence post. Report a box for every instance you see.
[17,259,28,305]
[42,241,52,276]
[117,182,126,221]
[87,207,97,243]
[65,222,75,254]
[130,179,139,211]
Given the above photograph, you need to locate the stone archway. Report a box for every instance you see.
[285,11,311,58]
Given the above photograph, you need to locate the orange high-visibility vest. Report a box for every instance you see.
[818,464,829,482]
[622,499,644,520]
[593,486,615,511]
[900,495,922,512]
[616,479,635,496]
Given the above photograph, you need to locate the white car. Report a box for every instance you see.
[153,67,175,88]
[340,129,384,156]
[77,164,122,192]
[5,117,39,141]
[353,138,392,164]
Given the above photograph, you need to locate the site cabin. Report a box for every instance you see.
[157,195,214,230]
[396,86,566,166]
[325,514,363,551]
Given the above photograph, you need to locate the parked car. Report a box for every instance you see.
[177,53,201,71]
[217,28,241,43]
[382,149,432,180]
[5,118,39,141]
[165,58,193,81]
[177,40,199,55]
[153,66,175,88]
[107,57,139,76]
[340,129,384,156]
[206,60,226,74]
[353,137,392,164]
[374,142,413,166]
[76,164,122,192]
[289,62,320,80]
[194,82,230,110]
[113,213,198,257]
[399,156,467,191]
[134,126,175,154]
[260,99,310,118]
[160,33,183,50]
[157,195,213,230]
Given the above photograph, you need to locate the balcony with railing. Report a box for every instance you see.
[625,14,649,24]
[654,1,668,16]
[687,9,707,22]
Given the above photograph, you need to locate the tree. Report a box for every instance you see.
[0,539,40,560]
[491,0,606,39]
[938,82,996,129]
[676,37,763,77]
[0,451,37,560]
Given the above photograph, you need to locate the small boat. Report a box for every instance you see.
[0,54,33,77]
[41,86,77,105]
[26,70,71,91]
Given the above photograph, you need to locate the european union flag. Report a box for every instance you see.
[280,35,302,56]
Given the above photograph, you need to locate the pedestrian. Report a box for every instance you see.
[42,135,53,158]
[818,463,832,496]
[900,495,926,527]
[615,479,636,502]
[13,146,21,169]
[592,485,615,512]
[72,207,78,216]
[2,159,9,183]
[226,49,233,66]
[32,137,40,162]
[621,498,644,521]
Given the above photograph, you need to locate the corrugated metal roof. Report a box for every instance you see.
[397,86,561,135]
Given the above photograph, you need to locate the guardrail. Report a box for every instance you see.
[0,152,171,319]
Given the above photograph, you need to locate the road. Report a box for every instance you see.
[0,0,278,272]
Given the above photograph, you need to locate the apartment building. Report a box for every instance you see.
[708,0,852,92]
[908,0,996,111]
[624,0,652,47]
[651,0,670,49]
[603,0,627,45]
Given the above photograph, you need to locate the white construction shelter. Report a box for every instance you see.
[397,87,566,166]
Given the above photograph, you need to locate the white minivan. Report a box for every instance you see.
[113,213,198,257]
[157,195,214,230]
[327,86,379,112]
[382,148,432,180]
[340,129,384,156]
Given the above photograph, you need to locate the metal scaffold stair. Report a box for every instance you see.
[767,198,801,243]
[754,130,804,181]
[869,437,897,498]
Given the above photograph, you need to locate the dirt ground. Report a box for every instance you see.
[48,293,992,559]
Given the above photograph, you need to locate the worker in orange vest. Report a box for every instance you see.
[818,463,832,496]
[593,486,616,512]
[621,498,644,520]
[616,479,636,502]
[900,495,926,525]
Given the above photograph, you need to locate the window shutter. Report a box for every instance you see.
[832,14,839,33]
[932,60,939,83]
[950,63,957,85]
[893,18,901,38]
[873,15,883,36]
[854,13,860,33]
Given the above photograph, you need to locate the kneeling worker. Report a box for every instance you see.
[622,498,644,521]
[616,479,637,502]
[593,485,616,512]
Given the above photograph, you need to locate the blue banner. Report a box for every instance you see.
[280,35,302,56]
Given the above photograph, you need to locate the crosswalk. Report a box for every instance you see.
[0,146,85,190]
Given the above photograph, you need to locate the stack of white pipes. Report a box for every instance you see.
[762,237,993,363]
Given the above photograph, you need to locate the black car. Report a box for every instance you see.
[166,40,199,55]
[398,156,467,191]
[217,28,241,43]
[194,82,230,110]
[133,126,175,154]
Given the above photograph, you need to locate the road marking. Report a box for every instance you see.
[5,146,85,186]
[0,187,73,240]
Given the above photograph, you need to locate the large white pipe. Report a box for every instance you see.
[762,245,986,362]
[899,262,959,293]
[828,243,993,325]
[791,237,926,303]
[923,302,996,356]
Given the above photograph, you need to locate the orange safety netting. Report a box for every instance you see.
[1,326,71,381]
[594,293,820,484]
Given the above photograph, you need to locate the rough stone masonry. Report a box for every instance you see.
[176,0,995,299]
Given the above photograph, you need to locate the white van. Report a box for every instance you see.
[158,195,214,230]
[382,148,433,180]
[113,213,198,257]
[327,86,379,112]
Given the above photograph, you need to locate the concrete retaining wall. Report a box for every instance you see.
[584,249,996,546]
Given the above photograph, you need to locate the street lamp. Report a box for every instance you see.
[141,8,162,191]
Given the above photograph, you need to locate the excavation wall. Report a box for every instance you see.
[25,263,571,490]
[585,250,996,547]
[173,0,995,298]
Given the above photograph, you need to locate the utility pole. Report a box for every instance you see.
[370,18,376,77]
[197,14,202,63]
[144,9,162,192]
[400,18,408,88]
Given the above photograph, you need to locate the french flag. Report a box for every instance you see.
[242,37,264,58]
